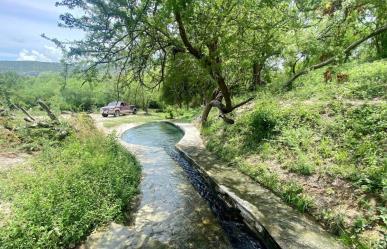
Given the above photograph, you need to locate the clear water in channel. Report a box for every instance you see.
[121,122,264,249]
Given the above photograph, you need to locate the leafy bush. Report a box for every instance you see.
[148,100,162,109]
[165,106,175,119]
[249,104,279,143]
[0,115,141,249]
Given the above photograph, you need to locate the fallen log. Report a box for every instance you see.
[16,104,36,121]
[24,117,34,123]
[37,100,59,122]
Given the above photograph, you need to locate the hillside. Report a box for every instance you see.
[0,61,63,75]
[202,60,387,248]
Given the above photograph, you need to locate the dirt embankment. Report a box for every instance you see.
[0,152,30,171]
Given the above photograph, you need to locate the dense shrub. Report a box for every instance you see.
[0,115,141,249]
[148,100,162,109]
[249,104,279,143]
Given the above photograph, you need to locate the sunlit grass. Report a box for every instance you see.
[102,112,165,128]
[100,108,201,128]
[0,114,141,249]
[202,60,387,248]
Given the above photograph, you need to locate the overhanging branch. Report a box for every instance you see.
[284,24,387,89]
[174,10,204,60]
[231,97,255,111]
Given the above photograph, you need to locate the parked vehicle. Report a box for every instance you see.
[100,101,137,117]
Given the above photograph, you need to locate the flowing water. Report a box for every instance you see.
[119,122,264,249]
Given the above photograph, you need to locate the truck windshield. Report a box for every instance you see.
[107,101,118,106]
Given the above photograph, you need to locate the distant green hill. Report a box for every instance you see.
[0,61,64,75]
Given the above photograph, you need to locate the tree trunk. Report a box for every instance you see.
[207,40,233,112]
[201,102,213,124]
[174,9,255,125]
[251,62,264,90]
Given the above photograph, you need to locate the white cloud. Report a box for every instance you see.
[17,45,62,62]
[44,45,62,60]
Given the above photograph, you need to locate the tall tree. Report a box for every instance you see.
[55,0,293,124]
[54,0,386,123]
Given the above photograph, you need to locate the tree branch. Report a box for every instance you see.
[37,100,59,122]
[284,24,387,89]
[174,10,204,60]
[231,97,255,111]
[15,104,36,122]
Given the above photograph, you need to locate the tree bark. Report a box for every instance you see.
[174,9,255,125]
[251,62,264,90]
[201,103,213,123]
[16,104,35,122]
[284,24,387,90]
[37,100,59,122]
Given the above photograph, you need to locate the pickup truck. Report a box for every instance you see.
[100,101,137,117]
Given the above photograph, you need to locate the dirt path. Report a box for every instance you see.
[0,152,30,172]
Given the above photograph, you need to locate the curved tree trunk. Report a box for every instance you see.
[174,9,254,125]
[201,103,213,123]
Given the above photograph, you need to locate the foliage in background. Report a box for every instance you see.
[52,0,387,124]
[162,53,215,108]
[0,71,168,114]
[0,61,63,75]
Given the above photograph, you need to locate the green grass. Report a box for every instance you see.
[0,114,141,249]
[102,112,165,128]
[101,108,201,128]
[238,162,314,212]
[202,59,387,248]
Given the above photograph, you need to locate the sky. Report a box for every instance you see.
[0,0,84,62]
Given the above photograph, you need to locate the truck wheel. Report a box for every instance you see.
[102,113,108,117]
[114,110,120,117]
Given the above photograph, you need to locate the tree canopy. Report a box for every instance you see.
[54,0,387,124]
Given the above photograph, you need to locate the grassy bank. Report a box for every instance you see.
[202,60,386,248]
[0,114,141,248]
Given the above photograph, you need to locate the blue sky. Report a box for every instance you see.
[0,0,83,62]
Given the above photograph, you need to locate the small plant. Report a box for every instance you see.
[165,106,175,119]
[288,156,315,175]
[249,103,279,143]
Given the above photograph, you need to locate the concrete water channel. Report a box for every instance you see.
[83,122,270,249]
